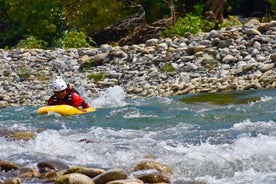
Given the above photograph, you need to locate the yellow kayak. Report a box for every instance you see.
[37,105,96,116]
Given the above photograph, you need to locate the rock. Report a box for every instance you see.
[9,131,36,141]
[0,160,20,171]
[0,20,276,105]
[37,160,69,173]
[133,160,172,175]
[64,166,106,178]
[92,169,128,184]
[245,28,261,36]
[270,53,276,61]
[55,173,95,184]
[134,172,170,183]
[2,178,21,184]
[106,179,144,184]
[0,101,9,108]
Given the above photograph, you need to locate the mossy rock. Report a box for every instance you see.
[10,131,36,141]
[180,91,260,105]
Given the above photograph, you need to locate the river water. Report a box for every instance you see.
[1,86,276,184]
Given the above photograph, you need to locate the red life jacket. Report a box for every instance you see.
[51,85,89,108]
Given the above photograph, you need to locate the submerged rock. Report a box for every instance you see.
[180,91,261,105]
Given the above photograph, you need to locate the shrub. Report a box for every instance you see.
[218,15,242,29]
[164,13,215,37]
[87,72,105,83]
[17,36,47,49]
[17,64,31,80]
[202,58,220,70]
[163,63,175,72]
[55,31,95,49]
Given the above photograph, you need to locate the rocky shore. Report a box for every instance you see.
[0,19,276,108]
[0,158,205,184]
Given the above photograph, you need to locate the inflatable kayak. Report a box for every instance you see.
[37,105,96,116]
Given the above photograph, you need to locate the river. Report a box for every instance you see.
[1,86,276,183]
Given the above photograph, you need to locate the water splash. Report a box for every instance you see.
[91,85,127,108]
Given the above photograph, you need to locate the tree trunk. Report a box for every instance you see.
[202,0,226,24]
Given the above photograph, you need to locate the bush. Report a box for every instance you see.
[218,15,242,29]
[164,13,215,37]
[17,64,31,80]
[17,36,47,49]
[87,72,105,83]
[163,63,175,72]
[55,31,95,49]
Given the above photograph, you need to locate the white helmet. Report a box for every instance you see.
[52,78,67,92]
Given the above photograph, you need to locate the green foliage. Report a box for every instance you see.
[164,2,215,37]
[129,0,177,23]
[17,36,47,49]
[218,16,242,29]
[263,3,276,22]
[37,73,49,81]
[164,13,215,36]
[0,0,125,48]
[17,64,31,80]
[55,31,94,49]
[87,72,105,83]
[192,2,203,16]
[61,0,127,32]
[5,0,59,40]
[0,0,22,47]
[202,58,219,71]
[0,0,273,49]
[3,71,10,77]
[163,63,175,72]
[270,0,276,12]
[224,0,244,14]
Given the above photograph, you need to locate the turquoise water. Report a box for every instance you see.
[1,86,276,183]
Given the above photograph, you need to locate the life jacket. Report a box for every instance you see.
[52,84,89,108]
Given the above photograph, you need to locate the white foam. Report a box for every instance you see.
[90,85,127,108]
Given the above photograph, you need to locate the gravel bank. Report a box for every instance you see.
[0,19,276,108]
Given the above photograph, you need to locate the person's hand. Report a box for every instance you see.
[77,106,86,112]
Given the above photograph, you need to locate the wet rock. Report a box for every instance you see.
[37,160,69,173]
[106,178,144,184]
[134,172,170,183]
[64,166,106,178]
[92,169,128,184]
[9,132,36,141]
[55,173,95,184]
[133,160,173,175]
[0,160,20,172]
[1,178,21,184]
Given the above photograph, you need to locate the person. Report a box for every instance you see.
[48,78,90,110]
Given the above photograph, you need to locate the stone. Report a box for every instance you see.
[55,173,95,184]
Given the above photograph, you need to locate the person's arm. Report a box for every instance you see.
[47,96,54,106]
[71,93,87,110]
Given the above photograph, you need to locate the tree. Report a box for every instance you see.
[6,0,59,38]
[202,0,226,24]
[0,0,23,47]
[61,0,127,33]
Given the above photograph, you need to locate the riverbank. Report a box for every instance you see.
[0,19,275,108]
